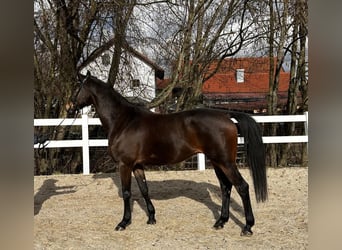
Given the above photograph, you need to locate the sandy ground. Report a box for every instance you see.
[34,167,308,249]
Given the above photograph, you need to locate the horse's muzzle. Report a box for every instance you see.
[66,102,78,116]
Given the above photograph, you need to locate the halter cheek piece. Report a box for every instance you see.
[67,71,91,117]
[72,71,91,106]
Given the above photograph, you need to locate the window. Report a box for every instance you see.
[236,69,245,83]
[131,79,140,88]
[101,53,110,66]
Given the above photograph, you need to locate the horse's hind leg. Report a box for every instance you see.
[213,166,233,229]
[133,164,156,225]
[236,176,255,236]
[216,163,255,236]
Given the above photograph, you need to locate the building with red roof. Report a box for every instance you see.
[202,57,290,112]
[156,57,293,113]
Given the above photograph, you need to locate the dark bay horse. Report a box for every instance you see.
[70,71,267,236]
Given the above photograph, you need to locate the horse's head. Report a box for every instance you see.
[67,71,93,116]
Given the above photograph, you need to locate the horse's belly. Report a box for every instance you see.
[140,144,199,165]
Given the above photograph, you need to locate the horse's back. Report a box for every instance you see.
[177,109,237,133]
[141,108,237,136]
[147,109,238,155]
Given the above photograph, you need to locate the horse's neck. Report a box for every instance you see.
[90,84,131,134]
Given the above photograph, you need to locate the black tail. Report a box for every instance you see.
[229,111,268,202]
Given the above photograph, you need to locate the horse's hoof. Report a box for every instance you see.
[240,227,253,236]
[213,224,224,230]
[115,221,130,231]
[147,218,156,225]
[213,221,225,229]
[115,225,125,231]
[213,218,228,229]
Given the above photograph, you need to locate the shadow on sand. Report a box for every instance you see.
[34,179,76,215]
[93,172,245,230]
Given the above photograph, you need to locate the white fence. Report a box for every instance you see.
[34,111,308,174]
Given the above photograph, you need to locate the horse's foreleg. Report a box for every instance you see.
[213,166,232,229]
[133,165,156,225]
[115,163,132,231]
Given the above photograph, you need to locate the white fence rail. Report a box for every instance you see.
[34,112,308,174]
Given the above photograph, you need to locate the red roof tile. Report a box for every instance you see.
[157,57,289,92]
[203,57,289,94]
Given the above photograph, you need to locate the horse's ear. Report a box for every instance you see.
[77,72,82,80]
[86,70,91,77]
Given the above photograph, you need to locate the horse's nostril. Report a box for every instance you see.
[66,102,77,116]
[66,102,74,111]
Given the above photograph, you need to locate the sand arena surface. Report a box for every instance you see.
[34,167,308,249]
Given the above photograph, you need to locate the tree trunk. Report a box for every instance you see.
[279,4,299,167]
[108,1,135,86]
[298,0,308,165]
[279,0,308,167]
[267,0,289,167]
[267,0,277,167]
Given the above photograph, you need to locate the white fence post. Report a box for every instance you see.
[197,153,206,171]
[81,112,90,175]
[304,111,308,136]
[304,111,309,151]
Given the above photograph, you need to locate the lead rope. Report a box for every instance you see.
[35,109,79,156]
[35,72,89,162]
[35,73,86,150]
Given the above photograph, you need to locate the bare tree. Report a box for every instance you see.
[266,0,288,166]
[252,0,308,167]
[279,0,308,166]
[146,0,255,111]
[34,0,137,173]
[34,0,102,119]
[107,0,136,85]
[34,0,103,173]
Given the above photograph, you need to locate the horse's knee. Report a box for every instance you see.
[122,190,131,200]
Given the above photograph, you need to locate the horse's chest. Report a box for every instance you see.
[108,132,142,160]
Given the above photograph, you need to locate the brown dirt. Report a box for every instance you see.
[34,167,308,249]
